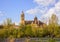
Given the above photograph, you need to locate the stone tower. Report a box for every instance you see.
[34,16,38,24]
[20,11,25,25]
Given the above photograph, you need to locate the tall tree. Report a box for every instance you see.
[3,18,12,28]
[49,14,58,24]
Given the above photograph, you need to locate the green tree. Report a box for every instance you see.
[25,25,33,37]
[3,18,12,29]
[0,29,8,38]
[49,14,58,25]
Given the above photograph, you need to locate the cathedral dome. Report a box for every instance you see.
[34,16,38,21]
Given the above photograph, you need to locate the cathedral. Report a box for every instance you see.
[20,11,45,27]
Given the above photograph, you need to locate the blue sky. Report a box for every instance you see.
[0,0,60,24]
[0,0,36,24]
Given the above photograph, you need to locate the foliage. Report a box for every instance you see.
[0,23,60,38]
[0,14,60,38]
[3,18,12,29]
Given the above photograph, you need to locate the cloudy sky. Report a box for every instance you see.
[0,0,60,24]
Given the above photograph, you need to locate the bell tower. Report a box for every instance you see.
[34,16,38,24]
[20,11,25,25]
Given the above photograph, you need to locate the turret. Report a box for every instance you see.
[20,11,25,25]
[34,16,38,24]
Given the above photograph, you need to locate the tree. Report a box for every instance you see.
[3,18,12,28]
[0,29,8,38]
[24,25,33,37]
[49,14,58,25]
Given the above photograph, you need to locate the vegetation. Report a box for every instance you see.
[0,14,60,39]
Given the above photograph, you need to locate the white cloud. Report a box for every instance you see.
[55,2,60,14]
[25,0,60,24]
[46,1,60,18]
[26,8,40,14]
[43,8,55,18]
[26,0,56,15]
[55,2,60,24]
[41,1,60,24]
[25,7,48,15]
[25,0,56,15]
[34,0,56,6]
[41,8,55,24]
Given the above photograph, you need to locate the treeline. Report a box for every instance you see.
[0,14,60,38]
[0,24,60,38]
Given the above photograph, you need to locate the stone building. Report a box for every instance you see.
[20,11,45,27]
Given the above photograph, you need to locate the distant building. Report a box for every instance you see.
[20,11,45,27]
[0,11,46,29]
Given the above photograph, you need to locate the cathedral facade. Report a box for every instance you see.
[20,11,44,27]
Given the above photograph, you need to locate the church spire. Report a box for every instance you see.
[22,11,24,14]
[34,16,38,24]
[34,16,38,21]
[21,11,24,16]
